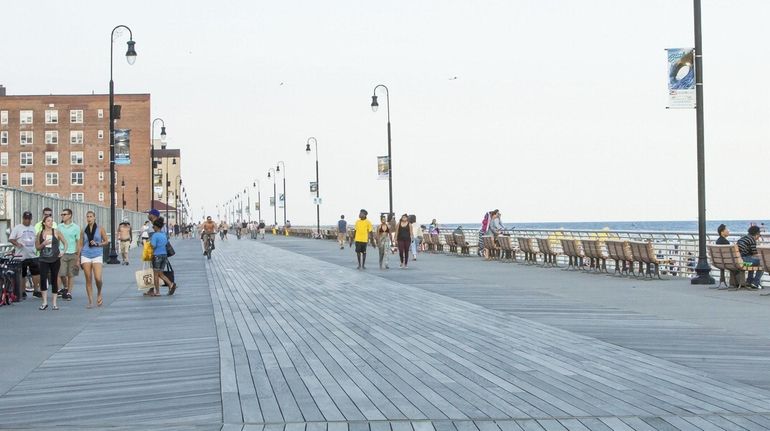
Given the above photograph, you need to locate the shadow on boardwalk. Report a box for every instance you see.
[1,237,770,430]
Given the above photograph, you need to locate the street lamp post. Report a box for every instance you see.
[268,168,277,226]
[305,137,320,238]
[276,161,286,225]
[690,0,715,285]
[165,158,176,226]
[135,185,139,212]
[150,118,167,210]
[108,24,137,265]
[371,84,393,218]
[244,187,250,222]
[253,180,262,223]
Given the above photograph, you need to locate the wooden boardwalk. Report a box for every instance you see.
[2,237,770,430]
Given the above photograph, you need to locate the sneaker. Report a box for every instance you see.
[25,286,33,293]
[65,292,72,301]
[32,291,42,298]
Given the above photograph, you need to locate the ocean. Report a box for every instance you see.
[438,220,769,233]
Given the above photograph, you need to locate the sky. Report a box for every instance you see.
[2,1,768,226]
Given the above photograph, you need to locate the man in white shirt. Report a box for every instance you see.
[9,211,41,297]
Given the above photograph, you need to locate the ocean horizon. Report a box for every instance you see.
[437,219,769,233]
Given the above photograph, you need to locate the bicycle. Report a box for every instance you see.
[203,233,215,260]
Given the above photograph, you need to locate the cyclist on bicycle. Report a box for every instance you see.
[201,216,217,256]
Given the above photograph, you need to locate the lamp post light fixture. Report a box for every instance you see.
[107,24,137,265]
[276,161,286,226]
[267,168,277,226]
[305,137,320,238]
[150,118,166,210]
[371,84,393,219]
[253,180,262,224]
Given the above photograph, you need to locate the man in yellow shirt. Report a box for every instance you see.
[353,209,373,269]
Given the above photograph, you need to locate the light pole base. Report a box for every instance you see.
[107,248,120,265]
[691,259,715,285]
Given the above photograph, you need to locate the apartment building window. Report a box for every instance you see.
[97,109,104,119]
[69,109,83,123]
[71,172,84,185]
[0,152,7,167]
[97,130,104,139]
[0,173,8,186]
[98,171,104,181]
[98,192,105,202]
[20,152,33,166]
[70,130,83,145]
[45,151,58,165]
[20,173,33,186]
[20,131,33,145]
[45,130,58,144]
[47,193,59,198]
[45,110,58,124]
[70,151,84,165]
[45,172,59,186]
[0,111,7,125]
[0,131,7,145]
[71,193,84,202]
[20,110,33,125]
[98,151,104,160]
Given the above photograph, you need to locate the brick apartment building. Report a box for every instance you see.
[0,85,152,210]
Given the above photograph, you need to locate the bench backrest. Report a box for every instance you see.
[757,246,770,272]
[518,237,533,253]
[536,238,553,255]
[629,241,658,264]
[497,235,513,251]
[454,233,467,246]
[605,240,633,261]
[482,236,496,250]
[708,244,746,271]
[431,233,440,245]
[444,234,456,247]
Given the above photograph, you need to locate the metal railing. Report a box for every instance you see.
[0,187,147,242]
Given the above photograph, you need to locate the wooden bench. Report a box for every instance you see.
[605,239,634,276]
[582,239,608,273]
[536,238,559,267]
[422,233,434,252]
[454,233,473,256]
[517,237,538,264]
[481,236,499,260]
[709,244,761,289]
[444,234,457,254]
[560,239,584,270]
[628,241,662,279]
[496,235,516,262]
[431,233,443,252]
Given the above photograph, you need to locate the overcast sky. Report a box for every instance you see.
[2,1,768,225]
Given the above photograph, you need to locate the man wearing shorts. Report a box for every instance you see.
[352,209,373,270]
[57,208,81,301]
[9,211,40,297]
[118,219,132,265]
[337,215,347,250]
[200,216,217,254]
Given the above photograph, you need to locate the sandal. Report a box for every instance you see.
[52,305,59,310]
[168,283,177,296]
[97,297,103,307]
[39,304,48,311]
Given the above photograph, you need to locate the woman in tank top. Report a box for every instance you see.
[35,215,67,310]
[396,214,412,269]
[81,211,109,308]
[376,215,394,270]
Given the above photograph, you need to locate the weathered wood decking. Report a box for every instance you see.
[2,237,770,430]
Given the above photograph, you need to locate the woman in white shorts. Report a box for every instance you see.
[81,211,108,308]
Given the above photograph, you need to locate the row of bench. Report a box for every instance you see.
[422,233,664,279]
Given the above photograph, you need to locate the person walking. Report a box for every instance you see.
[396,214,413,269]
[9,211,41,297]
[376,215,393,270]
[81,211,108,308]
[352,209,373,269]
[337,215,347,250]
[140,220,151,245]
[149,217,176,296]
[35,215,67,310]
[57,208,81,301]
[409,214,422,260]
[118,219,132,265]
